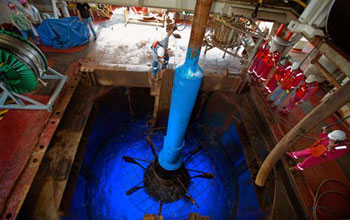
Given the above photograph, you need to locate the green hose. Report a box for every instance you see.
[0,49,37,93]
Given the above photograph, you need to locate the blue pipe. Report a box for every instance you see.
[158,48,204,171]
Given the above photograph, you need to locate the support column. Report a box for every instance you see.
[255,80,350,187]
[51,0,59,18]
[158,0,213,171]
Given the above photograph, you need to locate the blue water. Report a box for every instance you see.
[67,92,265,220]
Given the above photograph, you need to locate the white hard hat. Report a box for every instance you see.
[305,75,317,83]
[328,130,346,141]
[269,44,277,53]
[291,62,300,70]
[157,47,165,57]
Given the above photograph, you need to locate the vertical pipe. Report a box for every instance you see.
[158,0,213,171]
[51,0,59,18]
[275,23,285,37]
[284,31,293,41]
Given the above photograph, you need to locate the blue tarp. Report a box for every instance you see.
[37,16,89,49]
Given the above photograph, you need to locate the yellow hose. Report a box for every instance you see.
[0,109,9,120]
[292,0,307,8]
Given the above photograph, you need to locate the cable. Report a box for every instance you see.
[175,22,188,32]
[312,179,350,220]
[325,115,350,129]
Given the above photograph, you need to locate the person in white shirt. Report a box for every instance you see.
[20,0,42,40]
[21,0,42,26]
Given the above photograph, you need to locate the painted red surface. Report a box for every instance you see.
[0,62,80,219]
[1,117,59,220]
[0,96,50,210]
[48,59,55,67]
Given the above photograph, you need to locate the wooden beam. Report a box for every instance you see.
[52,85,104,210]
[311,51,340,89]
[314,61,341,89]
[143,214,163,220]
[187,213,210,220]
[255,80,350,187]
[91,64,151,88]
[319,42,350,77]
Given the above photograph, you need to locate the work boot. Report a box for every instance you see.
[286,152,299,160]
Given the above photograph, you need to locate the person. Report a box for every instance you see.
[151,26,176,79]
[20,0,41,43]
[8,2,40,45]
[282,74,318,113]
[268,62,303,108]
[76,2,97,39]
[249,42,268,79]
[21,0,42,26]
[287,127,349,171]
[264,57,290,95]
[257,44,281,83]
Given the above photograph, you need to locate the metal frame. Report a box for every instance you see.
[204,14,264,68]
[0,67,68,111]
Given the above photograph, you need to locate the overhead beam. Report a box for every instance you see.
[255,80,350,187]
[71,0,298,22]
